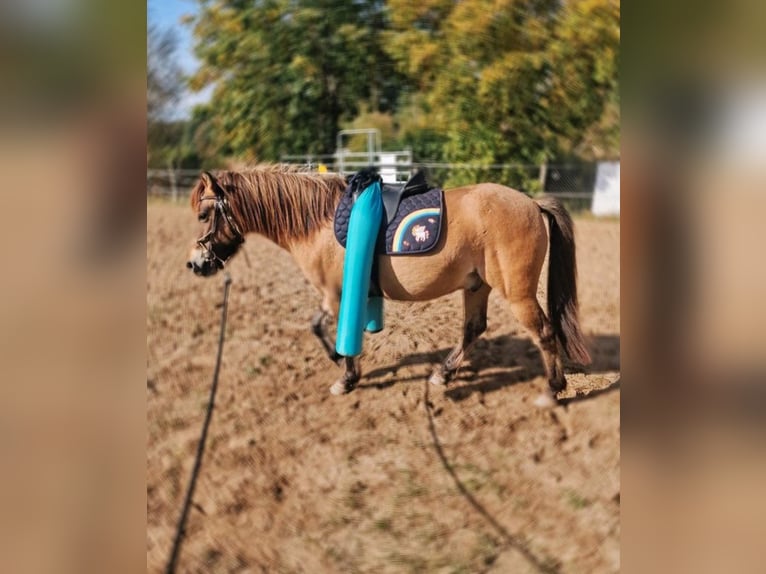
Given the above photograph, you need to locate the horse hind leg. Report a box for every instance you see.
[429,283,491,386]
[508,297,567,396]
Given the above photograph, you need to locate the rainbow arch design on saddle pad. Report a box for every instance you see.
[391,207,442,253]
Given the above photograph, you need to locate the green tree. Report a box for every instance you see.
[188,0,404,161]
[385,0,619,188]
[549,0,620,160]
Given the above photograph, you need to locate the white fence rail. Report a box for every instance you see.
[280,149,413,183]
[148,161,619,215]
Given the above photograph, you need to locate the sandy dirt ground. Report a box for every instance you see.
[147,200,620,573]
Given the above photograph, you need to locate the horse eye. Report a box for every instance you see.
[198,212,209,222]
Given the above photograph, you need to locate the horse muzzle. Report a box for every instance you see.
[186,248,222,277]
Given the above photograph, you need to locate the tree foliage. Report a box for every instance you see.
[187,0,404,160]
[384,0,619,186]
[179,0,619,176]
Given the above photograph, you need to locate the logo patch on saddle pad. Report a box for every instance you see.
[334,186,444,256]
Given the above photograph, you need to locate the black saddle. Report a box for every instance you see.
[380,170,429,224]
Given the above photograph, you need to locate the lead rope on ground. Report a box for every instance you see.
[165,271,233,574]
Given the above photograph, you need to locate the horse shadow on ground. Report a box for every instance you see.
[357,333,620,403]
[355,334,620,572]
[419,379,561,572]
[354,335,620,571]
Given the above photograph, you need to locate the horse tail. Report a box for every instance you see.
[534,196,592,365]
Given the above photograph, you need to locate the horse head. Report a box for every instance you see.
[187,171,245,277]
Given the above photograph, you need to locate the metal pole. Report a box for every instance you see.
[169,162,178,202]
[538,163,547,193]
[368,131,374,167]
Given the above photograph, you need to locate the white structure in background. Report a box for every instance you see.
[335,128,411,183]
[378,152,398,183]
[591,161,620,216]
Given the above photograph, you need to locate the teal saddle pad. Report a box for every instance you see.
[334,184,444,255]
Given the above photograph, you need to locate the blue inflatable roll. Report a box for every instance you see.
[365,296,384,333]
[336,181,383,357]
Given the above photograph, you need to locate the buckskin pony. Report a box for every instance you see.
[186,165,591,399]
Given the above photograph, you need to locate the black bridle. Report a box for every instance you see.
[196,194,245,267]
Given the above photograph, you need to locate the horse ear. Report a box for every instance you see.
[201,171,224,197]
[201,171,215,188]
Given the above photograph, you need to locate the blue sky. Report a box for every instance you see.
[148,0,211,118]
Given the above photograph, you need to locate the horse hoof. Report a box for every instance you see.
[549,366,567,393]
[549,377,567,393]
[428,370,447,386]
[330,379,355,395]
[533,392,558,409]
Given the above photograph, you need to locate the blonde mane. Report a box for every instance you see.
[191,164,347,246]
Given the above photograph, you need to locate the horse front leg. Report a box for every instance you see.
[330,356,361,395]
[429,284,491,386]
[311,308,341,364]
[311,290,361,395]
